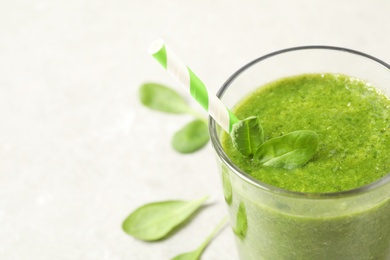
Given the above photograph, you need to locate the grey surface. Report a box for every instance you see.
[0,0,389,259]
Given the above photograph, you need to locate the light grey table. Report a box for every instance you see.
[0,0,389,259]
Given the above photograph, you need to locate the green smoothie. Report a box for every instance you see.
[219,73,390,259]
[222,73,390,193]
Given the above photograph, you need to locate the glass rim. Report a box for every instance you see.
[209,45,390,199]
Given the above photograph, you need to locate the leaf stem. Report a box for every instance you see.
[197,216,228,255]
[186,108,208,123]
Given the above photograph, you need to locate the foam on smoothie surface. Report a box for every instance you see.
[222,73,390,193]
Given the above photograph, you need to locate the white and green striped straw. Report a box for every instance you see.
[148,39,239,133]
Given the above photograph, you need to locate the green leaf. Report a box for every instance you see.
[221,167,233,205]
[139,83,191,114]
[233,202,248,240]
[172,119,210,153]
[230,116,264,156]
[171,217,228,260]
[122,196,208,241]
[254,130,319,169]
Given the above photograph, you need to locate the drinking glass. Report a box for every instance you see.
[209,46,390,259]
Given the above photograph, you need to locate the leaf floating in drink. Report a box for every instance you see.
[254,130,319,169]
[221,167,233,205]
[171,119,210,154]
[230,116,264,157]
[171,217,228,260]
[122,196,208,241]
[233,202,248,240]
[139,83,191,114]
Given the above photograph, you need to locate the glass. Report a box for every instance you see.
[209,46,390,259]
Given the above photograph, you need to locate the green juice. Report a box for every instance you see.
[223,73,390,193]
[220,73,390,259]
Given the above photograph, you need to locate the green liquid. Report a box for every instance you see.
[222,73,390,193]
[220,74,390,259]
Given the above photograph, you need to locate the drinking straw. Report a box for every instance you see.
[148,39,239,133]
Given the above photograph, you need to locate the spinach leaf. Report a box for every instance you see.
[139,83,210,153]
[171,119,209,153]
[139,83,191,114]
[233,202,248,240]
[122,196,208,241]
[221,167,233,205]
[230,116,264,156]
[171,217,228,260]
[254,130,319,169]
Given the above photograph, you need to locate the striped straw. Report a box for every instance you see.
[148,39,239,133]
